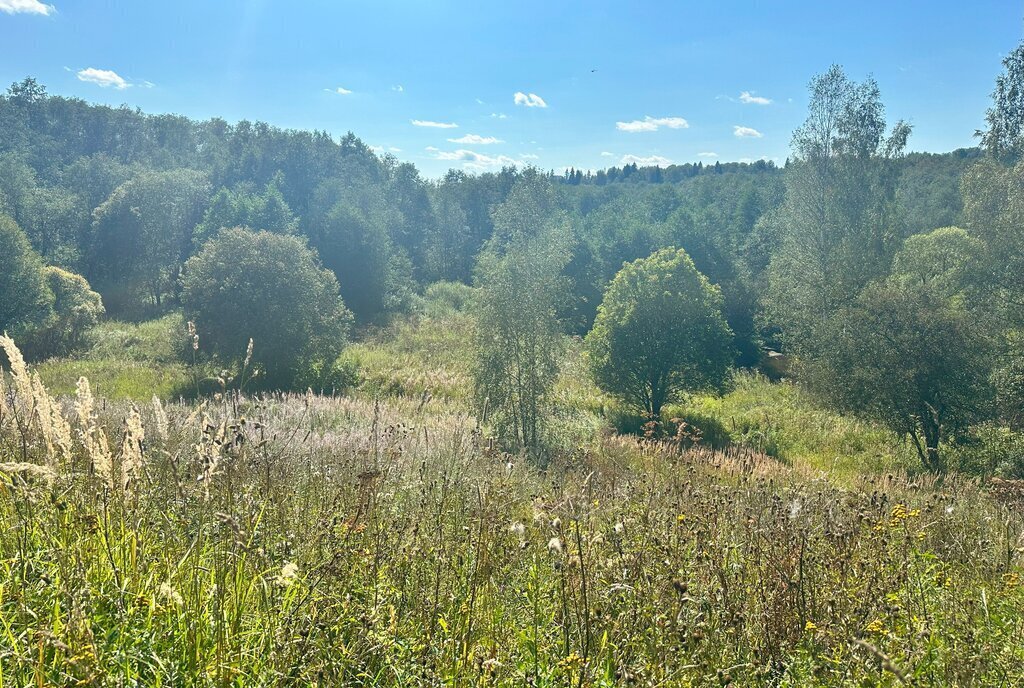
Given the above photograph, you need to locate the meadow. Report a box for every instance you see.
[4,316,1024,686]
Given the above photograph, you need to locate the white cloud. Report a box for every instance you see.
[616,116,689,133]
[389,146,402,152]
[520,153,540,160]
[447,134,503,145]
[600,151,615,157]
[424,146,439,152]
[698,151,718,158]
[733,125,763,138]
[76,68,129,90]
[433,149,519,170]
[739,91,772,105]
[411,119,458,129]
[513,92,547,108]
[333,86,353,95]
[620,154,672,167]
[0,0,54,15]
[392,84,404,92]
[490,112,508,119]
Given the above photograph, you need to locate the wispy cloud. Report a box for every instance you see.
[76,68,130,90]
[392,84,404,92]
[433,148,519,170]
[447,134,503,145]
[331,86,353,95]
[600,151,615,157]
[621,154,672,166]
[616,116,689,133]
[513,92,547,108]
[411,119,459,129]
[0,0,54,15]
[733,125,763,138]
[490,112,508,119]
[739,91,772,105]
[698,151,718,158]
[520,153,540,160]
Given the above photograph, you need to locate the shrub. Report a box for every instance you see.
[21,267,104,359]
[181,228,351,389]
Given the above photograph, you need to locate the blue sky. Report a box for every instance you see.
[2,0,1021,177]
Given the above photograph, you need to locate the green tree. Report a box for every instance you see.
[180,228,351,389]
[306,176,413,321]
[0,214,53,340]
[585,247,733,418]
[193,175,298,246]
[979,40,1024,162]
[472,179,572,455]
[766,65,911,356]
[90,169,210,310]
[821,279,992,473]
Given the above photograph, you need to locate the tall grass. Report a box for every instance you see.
[3,336,1024,685]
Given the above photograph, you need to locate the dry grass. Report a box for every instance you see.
[2,337,1024,686]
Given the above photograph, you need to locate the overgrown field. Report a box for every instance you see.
[3,336,1024,686]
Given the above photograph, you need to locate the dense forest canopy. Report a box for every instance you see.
[0,77,975,334]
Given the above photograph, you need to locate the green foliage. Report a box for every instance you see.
[686,372,917,475]
[89,168,211,311]
[0,213,52,340]
[192,175,298,245]
[979,39,1024,161]
[947,422,1024,478]
[473,179,573,455]
[306,176,415,321]
[181,228,351,389]
[3,353,1023,685]
[819,273,993,472]
[766,66,910,356]
[962,157,1024,329]
[586,247,733,417]
[20,266,104,359]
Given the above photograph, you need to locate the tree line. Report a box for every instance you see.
[1,43,1021,472]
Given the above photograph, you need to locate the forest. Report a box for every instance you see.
[1,37,1023,686]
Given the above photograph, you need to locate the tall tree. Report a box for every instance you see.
[766,65,911,357]
[472,177,572,455]
[0,214,53,341]
[90,169,210,311]
[979,40,1024,162]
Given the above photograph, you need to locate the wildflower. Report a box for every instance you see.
[551,517,562,531]
[865,618,886,634]
[158,582,184,607]
[187,321,199,351]
[613,520,625,535]
[509,521,526,539]
[276,562,300,587]
[547,537,563,555]
[804,620,818,632]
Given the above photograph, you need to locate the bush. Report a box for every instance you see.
[181,228,352,389]
[299,356,362,394]
[947,423,1024,478]
[21,267,104,359]
[421,281,476,318]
